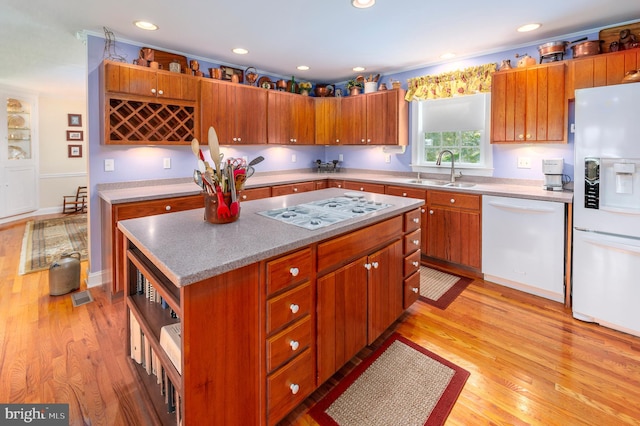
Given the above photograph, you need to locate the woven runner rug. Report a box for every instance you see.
[309,333,469,426]
[419,266,472,309]
[19,214,88,275]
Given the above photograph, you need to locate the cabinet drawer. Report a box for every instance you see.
[114,194,203,220]
[266,248,312,295]
[429,191,480,210]
[403,271,421,309]
[343,181,386,194]
[328,179,345,189]
[266,281,312,334]
[317,216,402,272]
[266,315,312,373]
[404,208,422,232]
[404,250,421,277]
[386,185,426,200]
[267,348,314,425]
[271,181,316,197]
[239,186,271,201]
[404,229,421,254]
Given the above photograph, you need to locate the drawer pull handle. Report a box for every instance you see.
[413,218,419,223]
[364,263,372,270]
[290,383,300,395]
[372,261,379,269]
[359,187,364,191]
[289,304,299,314]
[165,205,171,211]
[293,188,298,192]
[412,261,419,267]
[450,198,455,204]
[289,267,299,277]
[242,195,247,200]
[413,239,420,245]
[289,340,300,351]
[412,287,419,294]
[402,192,407,197]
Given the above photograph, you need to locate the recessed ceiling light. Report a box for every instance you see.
[353,66,366,72]
[517,23,541,32]
[134,21,158,31]
[232,48,249,55]
[440,52,456,60]
[352,0,375,9]
[297,65,310,71]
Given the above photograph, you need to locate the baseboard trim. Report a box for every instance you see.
[87,270,105,288]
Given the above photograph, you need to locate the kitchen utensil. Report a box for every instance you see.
[228,165,240,216]
[208,126,221,181]
[515,53,536,67]
[570,39,603,58]
[622,70,640,83]
[193,169,204,189]
[248,155,264,167]
[215,183,231,218]
[537,41,571,57]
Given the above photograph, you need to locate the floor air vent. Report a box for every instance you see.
[71,290,94,307]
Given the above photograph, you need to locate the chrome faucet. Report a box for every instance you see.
[436,150,459,183]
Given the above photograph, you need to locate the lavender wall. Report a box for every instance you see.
[87,30,589,278]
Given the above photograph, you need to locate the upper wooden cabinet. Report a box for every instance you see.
[338,89,408,145]
[566,49,640,99]
[267,91,315,145]
[491,62,566,144]
[315,97,339,145]
[200,79,267,144]
[104,61,197,101]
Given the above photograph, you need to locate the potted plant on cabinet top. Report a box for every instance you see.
[346,79,364,95]
[299,81,312,96]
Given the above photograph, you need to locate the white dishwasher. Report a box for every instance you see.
[482,195,566,302]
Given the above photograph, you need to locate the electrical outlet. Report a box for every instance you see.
[385,154,391,163]
[104,159,115,172]
[163,158,171,169]
[339,154,344,162]
[291,154,296,163]
[517,157,531,169]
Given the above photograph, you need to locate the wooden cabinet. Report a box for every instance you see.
[271,181,317,197]
[104,61,197,101]
[386,185,427,255]
[268,91,315,145]
[101,194,204,296]
[239,186,271,201]
[491,62,566,143]
[566,49,640,98]
[200,79,267,144]
[426,190,482,270]
[343,180,386,194]
[338,89,408,145]
[315,97,339,145]
[101,61,199,145]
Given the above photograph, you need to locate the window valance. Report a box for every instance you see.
[405,63,497,101]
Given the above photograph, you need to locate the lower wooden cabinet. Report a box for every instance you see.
[343,180,386,194]
[239,186,271,201]
[271,181,317,197]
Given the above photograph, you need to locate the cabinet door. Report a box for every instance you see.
[317,257,368,384]
[267,91,292,144]
[426,206,481,269]
[234,85,267,144]
[367,240,403,345]
[292,95,315,144]
[605,50,639,85]
[526,63,565,142]
[366,91,399,145]
[157,73,197,101]
[315,98,339,145]
[125,66,157,97]
[339,95,366,144]
[200,80,235,144]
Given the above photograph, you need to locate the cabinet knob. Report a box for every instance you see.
[367,139,371,143]
[450,198,455,204]
[151,88,157,94]
[413,239,420,246]
[289,304,299,314]
[290,383,300,395]
[518,134,524,140]
[289,340,300,351]
[372,261,379,269]
[526,134,531,139]
[364,263,372,270]
[421,208,426,213]
[413,218,419,223]
[233,137,238,142]
[412,287,419,294]
[337,184,342,188]
[293,188,298,192]
[402,192,407,197]
[289,267,299,277]
[429,210,434,215]
[359,187,364,191]
[158,90,164,95]
[242,195,247,200]
[165,205,171,211]
[336,139,340,143]
[237,137,242,142]
[412,261,419,267]
[361,139,366,143]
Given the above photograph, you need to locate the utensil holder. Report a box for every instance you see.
[203,192,240,224]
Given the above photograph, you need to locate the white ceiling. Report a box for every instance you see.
[1,0,639,99]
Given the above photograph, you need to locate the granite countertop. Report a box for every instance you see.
[117,188,424,287]
[98,170,573,205]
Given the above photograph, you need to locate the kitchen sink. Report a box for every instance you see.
[406,179,449,186]
[446,182,476,188]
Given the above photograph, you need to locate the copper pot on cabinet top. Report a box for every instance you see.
[571,40,603,58]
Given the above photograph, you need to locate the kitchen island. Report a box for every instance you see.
[118,188,424,425]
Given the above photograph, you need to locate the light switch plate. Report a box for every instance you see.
[517,157,531,169]
[163,158,171,169]
[291,154,297,163]
[104,159,115,172]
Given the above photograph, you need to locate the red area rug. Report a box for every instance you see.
[419,266,472,309]
[309,333,469,426]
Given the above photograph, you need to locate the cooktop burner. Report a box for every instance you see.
[257,194,392,230]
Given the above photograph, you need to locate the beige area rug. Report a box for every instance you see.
[19,214,88,275]
[309,333,469,426]
[419,267,472,309]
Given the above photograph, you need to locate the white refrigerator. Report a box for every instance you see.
[573,83,640,337]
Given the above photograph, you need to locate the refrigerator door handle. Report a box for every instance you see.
[582,236,640,256]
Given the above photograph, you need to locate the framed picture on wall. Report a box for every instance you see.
[68,144,82,158]
[68,114,82,127]
[66,130,83,141]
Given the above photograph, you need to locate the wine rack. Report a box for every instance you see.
[106,96,197,144]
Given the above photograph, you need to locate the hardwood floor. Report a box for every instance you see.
[1,215,640,425]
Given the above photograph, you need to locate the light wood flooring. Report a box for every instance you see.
[1,215,640,425]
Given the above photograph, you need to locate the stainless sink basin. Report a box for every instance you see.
[406,179,449,186]
[445,182,476,188]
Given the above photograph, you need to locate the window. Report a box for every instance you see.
[411,93,492,175]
